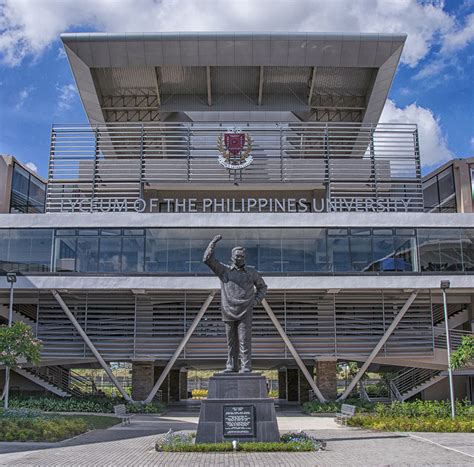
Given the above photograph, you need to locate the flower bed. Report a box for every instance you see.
[0,410,120,442]
[9,396,165,414]
[155,430,325,452]
[374,400,473,418]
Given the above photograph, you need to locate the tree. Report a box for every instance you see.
[0,322,42,369]
[450,335,474,370]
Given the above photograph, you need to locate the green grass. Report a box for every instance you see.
[159,441,317,452]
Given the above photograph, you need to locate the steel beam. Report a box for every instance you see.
[262,299,327,403]
[144,290,216,403]
[154,67,161,107]
[338,291,418,401]
[51,289,132,402]
[308,67,316,105]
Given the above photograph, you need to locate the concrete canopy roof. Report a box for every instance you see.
[61,32,406,124]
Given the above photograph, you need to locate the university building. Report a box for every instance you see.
[0,32,473,403]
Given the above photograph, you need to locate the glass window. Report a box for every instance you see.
[282,230,305,272]
[461,229,474,272]
[259,229,282,272]
[423,176,439,211]
[0,230,10,272]
[167,229,190,273]
[54,237,76,272]
[437,168,455,202]
[122,237,144,273]
[99,237,122,272]
[350,235,372,271]
[190,229,222,273]
[438,229,463,271]
[76,237,99,273]
[373,236,395,271]
[327,235,349,272]
[11,165,29,196]
[145,229,168,272]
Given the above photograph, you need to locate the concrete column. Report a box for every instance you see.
[169,369,180,402]
[315,358,337,400]
[278,368,287,400]
[154,367,169,403]
[131,362,154,401]
[286,368,299,402]
[179,369,188,400]
[299,366,313,403]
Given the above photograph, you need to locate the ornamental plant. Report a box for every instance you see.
[0,322,42,368]
[450,335,474,370]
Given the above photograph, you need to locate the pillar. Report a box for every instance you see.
[299,366,313,403]
[315,358,337,400]
[179,368,188,400]
[154,366,169,403]
[131,361,154,401]
[278,368,287,400]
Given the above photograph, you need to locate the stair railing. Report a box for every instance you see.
[389,367,441,400]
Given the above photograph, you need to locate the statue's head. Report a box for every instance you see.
[231,246,246,268]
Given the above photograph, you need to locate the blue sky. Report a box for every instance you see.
[0,0,473,178]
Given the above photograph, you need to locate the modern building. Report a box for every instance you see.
[423,157,474,213]
[0,155,46,214]
[1,32,473,404]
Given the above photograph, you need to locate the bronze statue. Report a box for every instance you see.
[203,235,267,373]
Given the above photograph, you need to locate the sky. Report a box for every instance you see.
[0,0,473,178]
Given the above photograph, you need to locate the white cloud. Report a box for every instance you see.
[25,161,38,172]
[0,0,457,67]
[441,12,474,53]
[470,136,474,150]
[380,99,453,168]
[56,83,77,111]
[15,85,33,110]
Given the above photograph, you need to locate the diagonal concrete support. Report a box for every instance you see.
[262,299,327,403]
[338,291,418,401]
[51,289,132,402]
[144,290,216,404]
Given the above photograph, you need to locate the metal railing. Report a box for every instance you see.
[26,366,94,397]
[46,122,423,212]
[434,329,473,350]
[389,367,441,400]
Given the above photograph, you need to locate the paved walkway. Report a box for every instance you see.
[0,412,473,466]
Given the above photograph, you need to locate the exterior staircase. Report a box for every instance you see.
[0,304,36,328]
[388,367,445,401]
[13,366,94,398]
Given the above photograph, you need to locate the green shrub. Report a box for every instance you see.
[374,400,473,418]
[348,415,473,432]
[9,396,165,414]
[302,398,375,414]
[268,389,278,398]
[0,417,88,442]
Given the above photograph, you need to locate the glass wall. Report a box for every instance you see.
[422,166,457,213]
[9,163,46,213]
[0,227,473,275]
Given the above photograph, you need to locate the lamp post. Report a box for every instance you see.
[440,280,455,420]
[3,273,17,410]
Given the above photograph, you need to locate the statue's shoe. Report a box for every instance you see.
[219,368,237,374]
[239,368,252,373]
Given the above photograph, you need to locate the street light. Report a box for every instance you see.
[3,273,17,410]
[440,280,455,420]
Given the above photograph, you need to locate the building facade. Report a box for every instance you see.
[1,32,473,403]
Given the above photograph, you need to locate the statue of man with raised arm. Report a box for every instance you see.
[203,235,267,373]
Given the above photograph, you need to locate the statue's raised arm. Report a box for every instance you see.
[203,234,225,277]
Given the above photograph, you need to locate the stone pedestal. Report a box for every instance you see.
[196,373,279,444]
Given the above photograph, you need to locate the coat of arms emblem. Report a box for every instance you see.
[217,129,253,170]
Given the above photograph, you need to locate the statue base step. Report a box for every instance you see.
[196,373,279,444]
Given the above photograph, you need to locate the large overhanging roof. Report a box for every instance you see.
[61,32,406,124]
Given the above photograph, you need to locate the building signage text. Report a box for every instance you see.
[60,196,415,213]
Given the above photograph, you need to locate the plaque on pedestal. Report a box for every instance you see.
[195,373,279,444]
